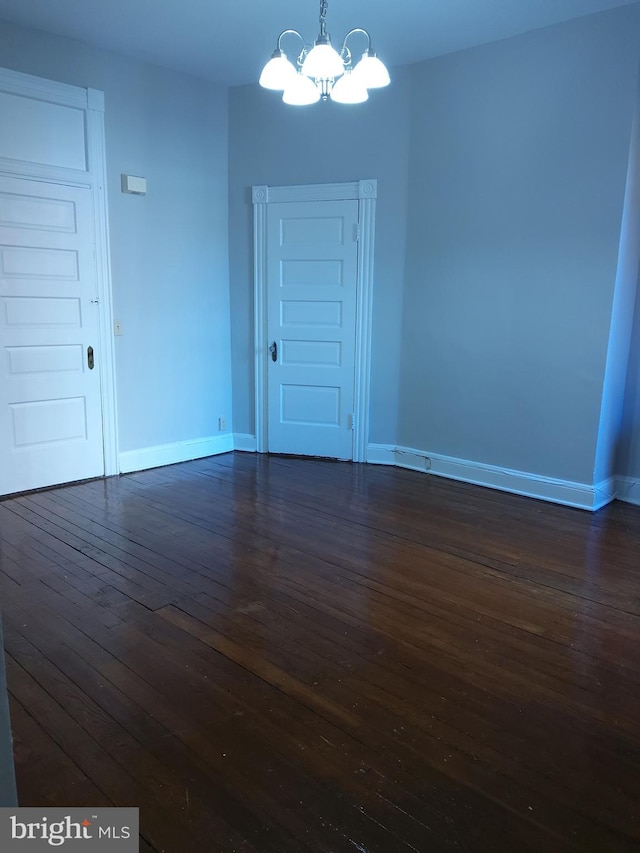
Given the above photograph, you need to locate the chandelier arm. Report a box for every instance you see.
[275,29,308,68]
[340,27,373,57]
[276,29,305,51]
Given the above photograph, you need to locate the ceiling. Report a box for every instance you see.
[0,0,637,87]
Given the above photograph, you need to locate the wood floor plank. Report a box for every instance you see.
[1,453,639,851]
[8,693,110,808]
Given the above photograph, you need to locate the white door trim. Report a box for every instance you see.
[0,66,118,477]
[253,180,377,462]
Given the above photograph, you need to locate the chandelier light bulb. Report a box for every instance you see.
[259,51,297,90]
[352,51,391,89]
[330,70,369,104]
[282,72,321,106]
[302,43,345,81]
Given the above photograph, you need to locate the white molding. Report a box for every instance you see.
[592,477,618,511]
[252,179,377,461]
[0,66,88,108]
[367,443,617,511]
[616,475,640,506]
[233,433,258,452]
[253,180,378,205]
[119,435,233,474]
[366,443,397,465]
[358,179,377,199]
[0,159,92,184]
[252,185,268,204]
[353,191,376,462]
[86,88,105,112]
[253,198,268,453]
[87,99,119,476]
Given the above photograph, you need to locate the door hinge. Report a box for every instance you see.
[347,414,355,431]
[353,223,360,242]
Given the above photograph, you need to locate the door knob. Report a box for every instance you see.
[269,341,278,363]
[87,346,95,370]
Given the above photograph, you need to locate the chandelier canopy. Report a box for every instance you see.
[259,0,391,105]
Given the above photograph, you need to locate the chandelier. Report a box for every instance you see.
[259,0,391,105]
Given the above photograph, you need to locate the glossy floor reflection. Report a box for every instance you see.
[0,453,639,852]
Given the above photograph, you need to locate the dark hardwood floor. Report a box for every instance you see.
[0,452,639,852]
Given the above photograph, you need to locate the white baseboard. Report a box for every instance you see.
[366,443,396,466]
[616,475,640,506]
[233,433,257,452]
[118,436,636,511]
[592,477,619,511]
[119,434,233,474]
[367,443,617,511]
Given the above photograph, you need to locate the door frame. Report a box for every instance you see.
[0,66,118,478]
[252,179,377,462]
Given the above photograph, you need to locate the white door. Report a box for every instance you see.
[266,198,359,459]
[0,174,104,495]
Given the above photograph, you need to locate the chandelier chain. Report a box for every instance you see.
[319,0,328,36]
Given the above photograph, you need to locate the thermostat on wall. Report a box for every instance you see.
[121,174,147,195]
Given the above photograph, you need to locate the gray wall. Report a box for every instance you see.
[399,6,640,486]
[228,6,640,496]
[2,6,640,500]
[0,19,232,454]
[228,69,412,444]
[595,92,640,487]
[617,282,640,482]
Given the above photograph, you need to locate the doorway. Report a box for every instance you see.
[253,180,377,462]
[0,67,116,495]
